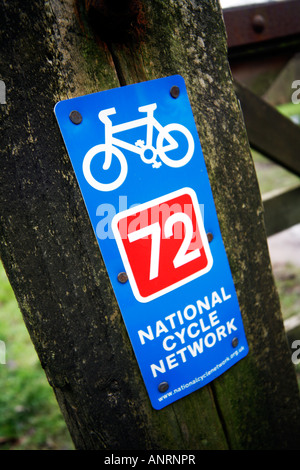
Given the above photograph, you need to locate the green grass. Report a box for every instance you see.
[251,101,300,195]
[278,102,300,125]
[251,101,300,321]
[0,263,74,450]
[251,149,300,195]
[272,264,300,322]
[251,101,300,385]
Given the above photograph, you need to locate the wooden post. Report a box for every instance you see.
[1,0,300,450]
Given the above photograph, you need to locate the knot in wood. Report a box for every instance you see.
[84,0,147,43]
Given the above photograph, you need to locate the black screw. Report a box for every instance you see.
[158,381,169,393]
[207,232,213,243]
[232,337,238,348]
[117,272,128,284]
[69,110,82,125]
[170,86,180,99]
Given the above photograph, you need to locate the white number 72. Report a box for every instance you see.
[128,213,201,280]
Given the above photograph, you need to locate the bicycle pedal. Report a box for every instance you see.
[152,161,162,169]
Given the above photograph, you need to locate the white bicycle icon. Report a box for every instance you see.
[82,103,195,191]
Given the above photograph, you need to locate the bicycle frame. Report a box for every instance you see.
[82,102,194,192]
[99,103,176,169]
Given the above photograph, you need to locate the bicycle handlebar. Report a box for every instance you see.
[98,107,116,123]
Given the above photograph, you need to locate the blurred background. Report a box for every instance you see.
[0,0,299,450]
[221,0,300,362]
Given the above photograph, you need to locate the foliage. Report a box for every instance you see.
[0,263,74,450]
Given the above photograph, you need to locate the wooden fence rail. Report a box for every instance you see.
[234,81,300,236]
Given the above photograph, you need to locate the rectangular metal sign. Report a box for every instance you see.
[54,75,248,410]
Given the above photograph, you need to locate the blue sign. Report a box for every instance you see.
[54,75,248,410]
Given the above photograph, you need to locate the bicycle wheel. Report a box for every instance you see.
[156,123,194,168]
[82,144,128,192]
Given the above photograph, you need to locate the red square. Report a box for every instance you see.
[112,188,213,302]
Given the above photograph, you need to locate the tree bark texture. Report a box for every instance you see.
[0,0,300,450]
